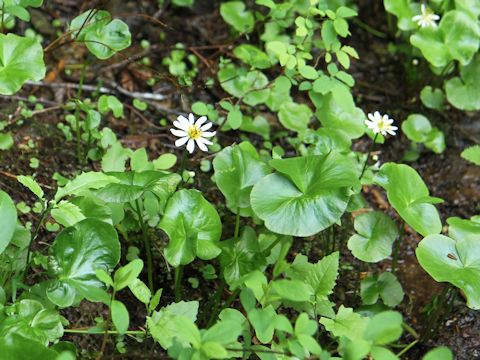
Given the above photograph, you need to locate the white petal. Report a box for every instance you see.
[177,115,190,128]
[186,139,195,153]
[198,137,213,145]
[390,126,398,131]
[374,111,382,121]
[382,114,390,122]
[365,120,376,129]
[201,131,216,138]
[188,113,195,124]
[385,118,394,125]
[432,14,440,20]
[195,116,207,128]
[412,15,422,21]
[173,120,188,131]
[195,138,208,152]
[367,113,376,122]
[381,130,387,136]
[421,4,426,13]
[387,129,396,136]
[200,122,213,131]
[171,129,188,137]
[175,137,189,147]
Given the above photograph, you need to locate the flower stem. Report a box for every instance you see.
[359,133,378,180]
[24,205,50,279]
[74,59,88,164]
[396,339,419,357]
[174,265,183,302]
[391,221,404,273]
[135,199,154,293]
[179,148,188,186]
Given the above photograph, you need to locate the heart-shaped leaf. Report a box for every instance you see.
[46,219,120,307]
[410,10,480,67]
[416,234,480,309]
[445,54,480,111]
[160,189,222,266]
[220,1,254,33]
[375,163,442,237]
[361,272,404,307]
[0,33,46,95]
[213,142,271,216]
[251,152,359,236]
[0,190,17,255]
[70,10,131,60]
[278,101,313,133]
[348,211,398,263]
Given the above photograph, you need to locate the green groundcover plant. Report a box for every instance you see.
[0,0,478,359]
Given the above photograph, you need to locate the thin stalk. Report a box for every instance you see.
[207,279,226,327]
[421,285,456,341]
[174,265,183,302]
[396,340,419,357]
[359,133,378,180]
[178,148,188,186]
[135,199,154,292]
[24,206,50,278]
[402,322,420,339]
[74,59,88,163]
[97,290,115,360]
[234,208,241,240]
[352,18,387,39]
[391,221,404,273]
[65,329,145,335]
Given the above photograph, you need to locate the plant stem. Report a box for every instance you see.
[65,329,145,335]
[178,148,188,186]
[234,208,241,240]
[420,285,456,341]
[207,279,226,327]
[359,133,378,180]
[352,18,387,39]
[135,199,154,292]
[402,322,420,339]
[174,265,183,302]
[23,206,50,278]
[391,221,404,273]
[396,339,419,357]
[74,59,88,164]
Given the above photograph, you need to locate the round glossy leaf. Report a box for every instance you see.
[384,0,418,30]
[361,272,404,307]
[401,114,432,143]
[278,101,313,133]
[420,86,444,111]
[213,142,271,216]
[445,54,480,111]
[348,212,398,263]
[0,33,46,95]
[0,190,17,255]
[251,152,359,237]
[46,219,120,307]
[410,11,480,67]
[159,189,222,266]
[375,163,442,237]
[233,44,271,69]
[220,1,254,33]
[423,347,453,360]
[447,216,480,242]
[416,234,480,309]
[0,335,59,360]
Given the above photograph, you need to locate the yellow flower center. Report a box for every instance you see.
[187,125,203,140]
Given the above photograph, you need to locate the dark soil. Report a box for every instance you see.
[0,0,478,359]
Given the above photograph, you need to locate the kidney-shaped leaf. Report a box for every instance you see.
[70,10,131,60]
[348,211,398,263]
[251,152,359,237]
[160,189,222,266]
[445,54,480,111]
[213,142,271,216]
[0,33,46,95]
[410,10,480,67]
[46,219,120,307]
[375,163,442,237]
[416,234,480,310]
[0,190,17,255]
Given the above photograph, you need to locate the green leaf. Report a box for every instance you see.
[364,311,403,345]
[401,114,432,143]
[416,234,480,309]
[147,301,199,349]
[445,54,480,111]
[219,226,267,289]
[375,163,442,237]
[248,305,277,343]
[384,0,417,30]
[305,252,339,299]
[114,259,143,291]
[51,201,86,227]
[0,132,14,150]
[251,152,359,236]
[160,189,222,266]
[153,154,177,170]
[447,216,480,242]
[278,102,313,133]
[220,1,254,33]
[410,10,480,67]
[0,190,17,255]
[460,145,480,165]
[17,175,44,200]
[0,299,64,345]
[423,347,453,360]
[0,335,59,359]
[348,212,398,263]
[420,86,444,111]
[98,95,124,118]
[361,272,404,307]
[46,219,120,307]
[102,142,132,172]
[111,300,129,334]
[218,65,269,106]
[320,306,368,341]
[128,278,151,304]
[54,172,120,202]
[233,44,271,69]
[0,34,46,95]
[213,142,271,216]
[272,279,312,302]
[70,10,131,60]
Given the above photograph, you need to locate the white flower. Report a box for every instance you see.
[365,111,398,136]
[170,113,216,153]
[412,4,440,28]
